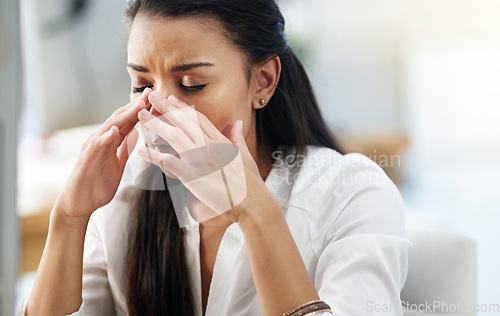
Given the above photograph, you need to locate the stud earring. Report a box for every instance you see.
[259,99,266,106]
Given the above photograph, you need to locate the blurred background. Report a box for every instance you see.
[279,1,500,313]
[2,0,499,315]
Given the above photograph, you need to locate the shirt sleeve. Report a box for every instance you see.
[79,212,116,315]
[313,154,410,316]
[16,295,85,316]
[15,212,114,316]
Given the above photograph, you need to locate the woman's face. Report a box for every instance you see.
[127,14,258,147]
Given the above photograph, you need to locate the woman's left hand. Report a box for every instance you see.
[136,91,278,223]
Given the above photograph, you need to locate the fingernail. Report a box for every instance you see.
[138,108,149,118]
[167,95,180,104]
[237,120,243,133]
[149,91,163,102]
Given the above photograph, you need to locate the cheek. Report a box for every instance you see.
[196,99,236,136]
[200,86,252,136]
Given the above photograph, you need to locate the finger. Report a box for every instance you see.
[85,125,121,158]
[99,100,142,137]
[149,92,206,146]
[138,109,196,154]
[117,128,139,169]
[228,120,246,149]
[103,103,132,126]
[99,89,151,136]
[196,110,228,141]
[227,120,255,167]
[148,91,178,114]
[103,126,124,151]
[141,87,153,110]
[109,87,151,118]
[130,87,153,112]
[136,145,183,178]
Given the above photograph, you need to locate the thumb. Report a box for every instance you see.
[228,120,245,149]
[117,128,139,168]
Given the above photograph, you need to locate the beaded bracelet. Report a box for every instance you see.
[299,310,333,316]
[282,300,333,316]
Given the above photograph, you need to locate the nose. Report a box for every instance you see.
[147,86,176,117]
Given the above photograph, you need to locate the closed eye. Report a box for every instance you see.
[130,85,154,94]
[130,84,206,94]
[180,84,206,93]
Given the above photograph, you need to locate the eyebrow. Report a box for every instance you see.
[126,63,149,72]
[171,62,214,72]
[126,62,214,73]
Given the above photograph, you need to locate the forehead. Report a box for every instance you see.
[127,14,246,71]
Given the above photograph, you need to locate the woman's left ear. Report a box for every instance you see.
[252,56,281,109]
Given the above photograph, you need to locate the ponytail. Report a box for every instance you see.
[126,167,195,316]
[257,47,344,155]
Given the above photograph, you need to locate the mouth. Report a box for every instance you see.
[154,144,178,155]
[141,117,180,157]
[152,137,179,156]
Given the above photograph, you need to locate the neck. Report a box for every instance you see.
[254,144,274,181]
[244,125,273,181]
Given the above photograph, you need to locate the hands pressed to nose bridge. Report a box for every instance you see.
[136,91,248,227]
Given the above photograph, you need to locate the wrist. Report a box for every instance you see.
[50,203,91,233]
[237,195,284,233]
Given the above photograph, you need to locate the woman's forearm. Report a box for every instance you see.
[24,91,147,316]
[238,200,320,316]
[25,207,90,316]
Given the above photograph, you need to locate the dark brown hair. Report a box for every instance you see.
[124,1,343,315]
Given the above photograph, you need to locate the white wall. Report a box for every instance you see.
[21,0,131,135]
[0,0,20,314]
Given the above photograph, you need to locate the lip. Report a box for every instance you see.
[154,144,179,155]
[152,137,179,156]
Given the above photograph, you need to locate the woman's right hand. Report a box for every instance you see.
[53,89,152,223]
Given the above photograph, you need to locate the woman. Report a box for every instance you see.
[20,0,409,315]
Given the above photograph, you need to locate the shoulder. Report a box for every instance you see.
[294,145,389,190]
[273,145,398,205]
[273,146,405,243]
[85,184,141,270]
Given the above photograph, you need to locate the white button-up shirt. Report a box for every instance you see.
[19,146,410,316]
